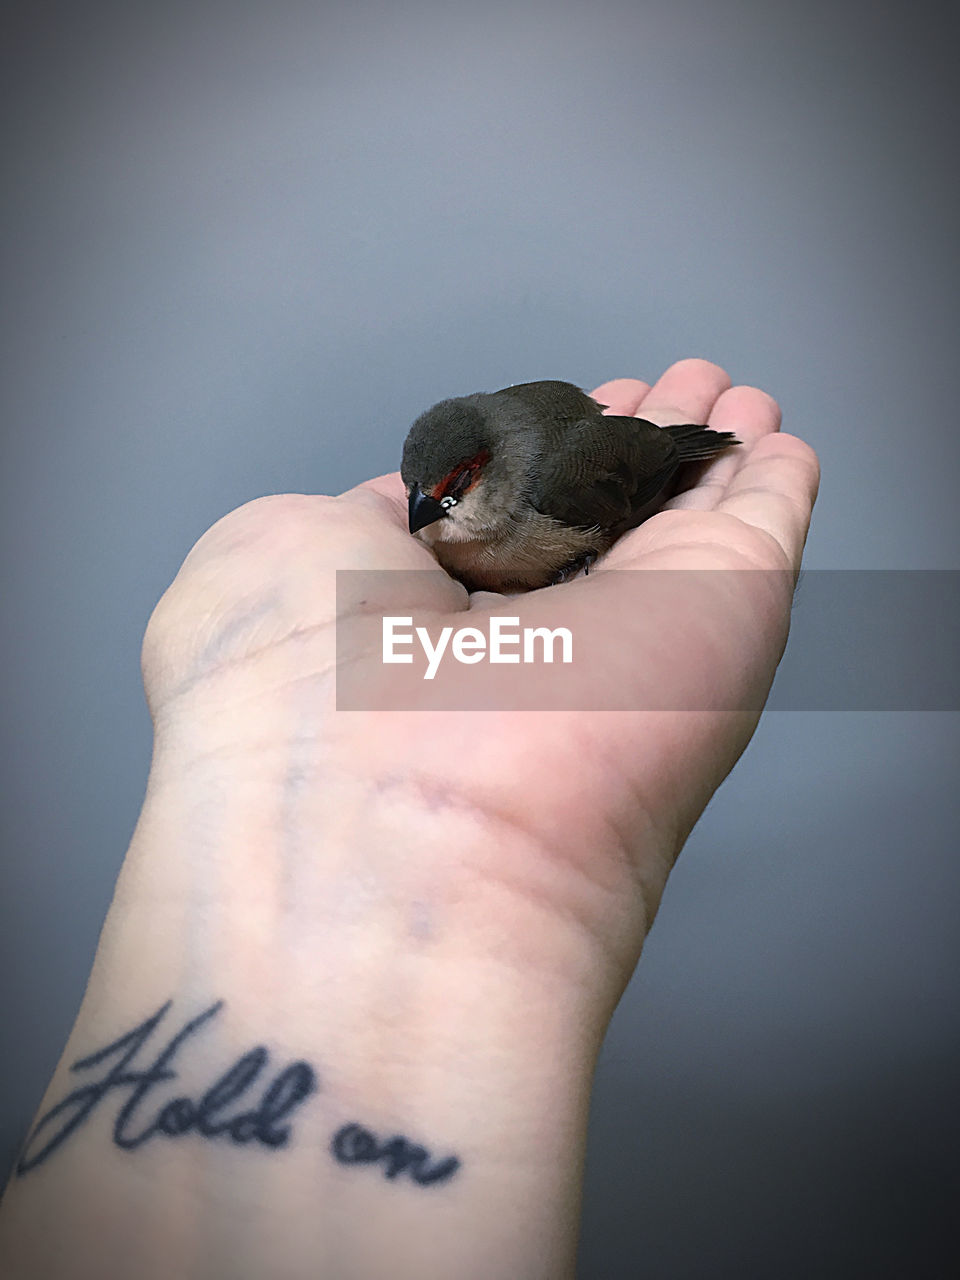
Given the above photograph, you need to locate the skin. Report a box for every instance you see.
[0,359,819,1279]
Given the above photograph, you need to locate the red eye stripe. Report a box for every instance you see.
[430,449,490,500]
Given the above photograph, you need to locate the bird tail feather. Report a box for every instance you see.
[664,423,740,461]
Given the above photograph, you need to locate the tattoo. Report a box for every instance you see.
[16,1001,317,1175]
[16,1002,461,1188]
[331,1122,460,1185]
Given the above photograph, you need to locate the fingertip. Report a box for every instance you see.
[753,432,821,504]
[639,359,733,423]
[589,377,651,414]
[729,384,782,421]
[772,430,819,466]
[662,357,733,387]
[708,385,782,440]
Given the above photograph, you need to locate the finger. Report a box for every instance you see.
[715,432,821,566]
[589,377,651,415]
[710,383,781,443]
[468,588,521,610]
[665,385,782,512]
[636,357,732,425]
[344,470,409,529]
[356,471,406,502]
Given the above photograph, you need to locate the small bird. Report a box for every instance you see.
[401,380,739,592]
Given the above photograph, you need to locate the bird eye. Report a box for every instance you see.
[440,494,457,510]
[441,453,488,502]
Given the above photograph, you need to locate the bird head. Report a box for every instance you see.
[401,396,517,543]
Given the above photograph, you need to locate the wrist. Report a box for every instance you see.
[122,748,617,1045]
[2,768,602,1279]
[113,753,612,1155]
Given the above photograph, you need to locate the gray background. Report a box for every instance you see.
[2,1,957,1276]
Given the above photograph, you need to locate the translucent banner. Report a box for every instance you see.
[334,570,960,712]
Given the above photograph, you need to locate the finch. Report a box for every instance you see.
[401,379,739,592]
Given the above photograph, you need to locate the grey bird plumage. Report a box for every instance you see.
[401,380,739,592]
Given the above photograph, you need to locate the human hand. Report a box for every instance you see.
[143,358,819,1032]
[0,359,818,1279]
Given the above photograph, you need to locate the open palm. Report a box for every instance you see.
[145,359,819,1012]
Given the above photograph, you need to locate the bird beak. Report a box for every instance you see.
[408,486,447,533]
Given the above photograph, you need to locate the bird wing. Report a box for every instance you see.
[500,381,609,419]
[530,414,679,533]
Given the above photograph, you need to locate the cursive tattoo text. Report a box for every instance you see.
[331,1122,460,1185]
[17,1001,316,1174]
[16,1001,462,1189]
